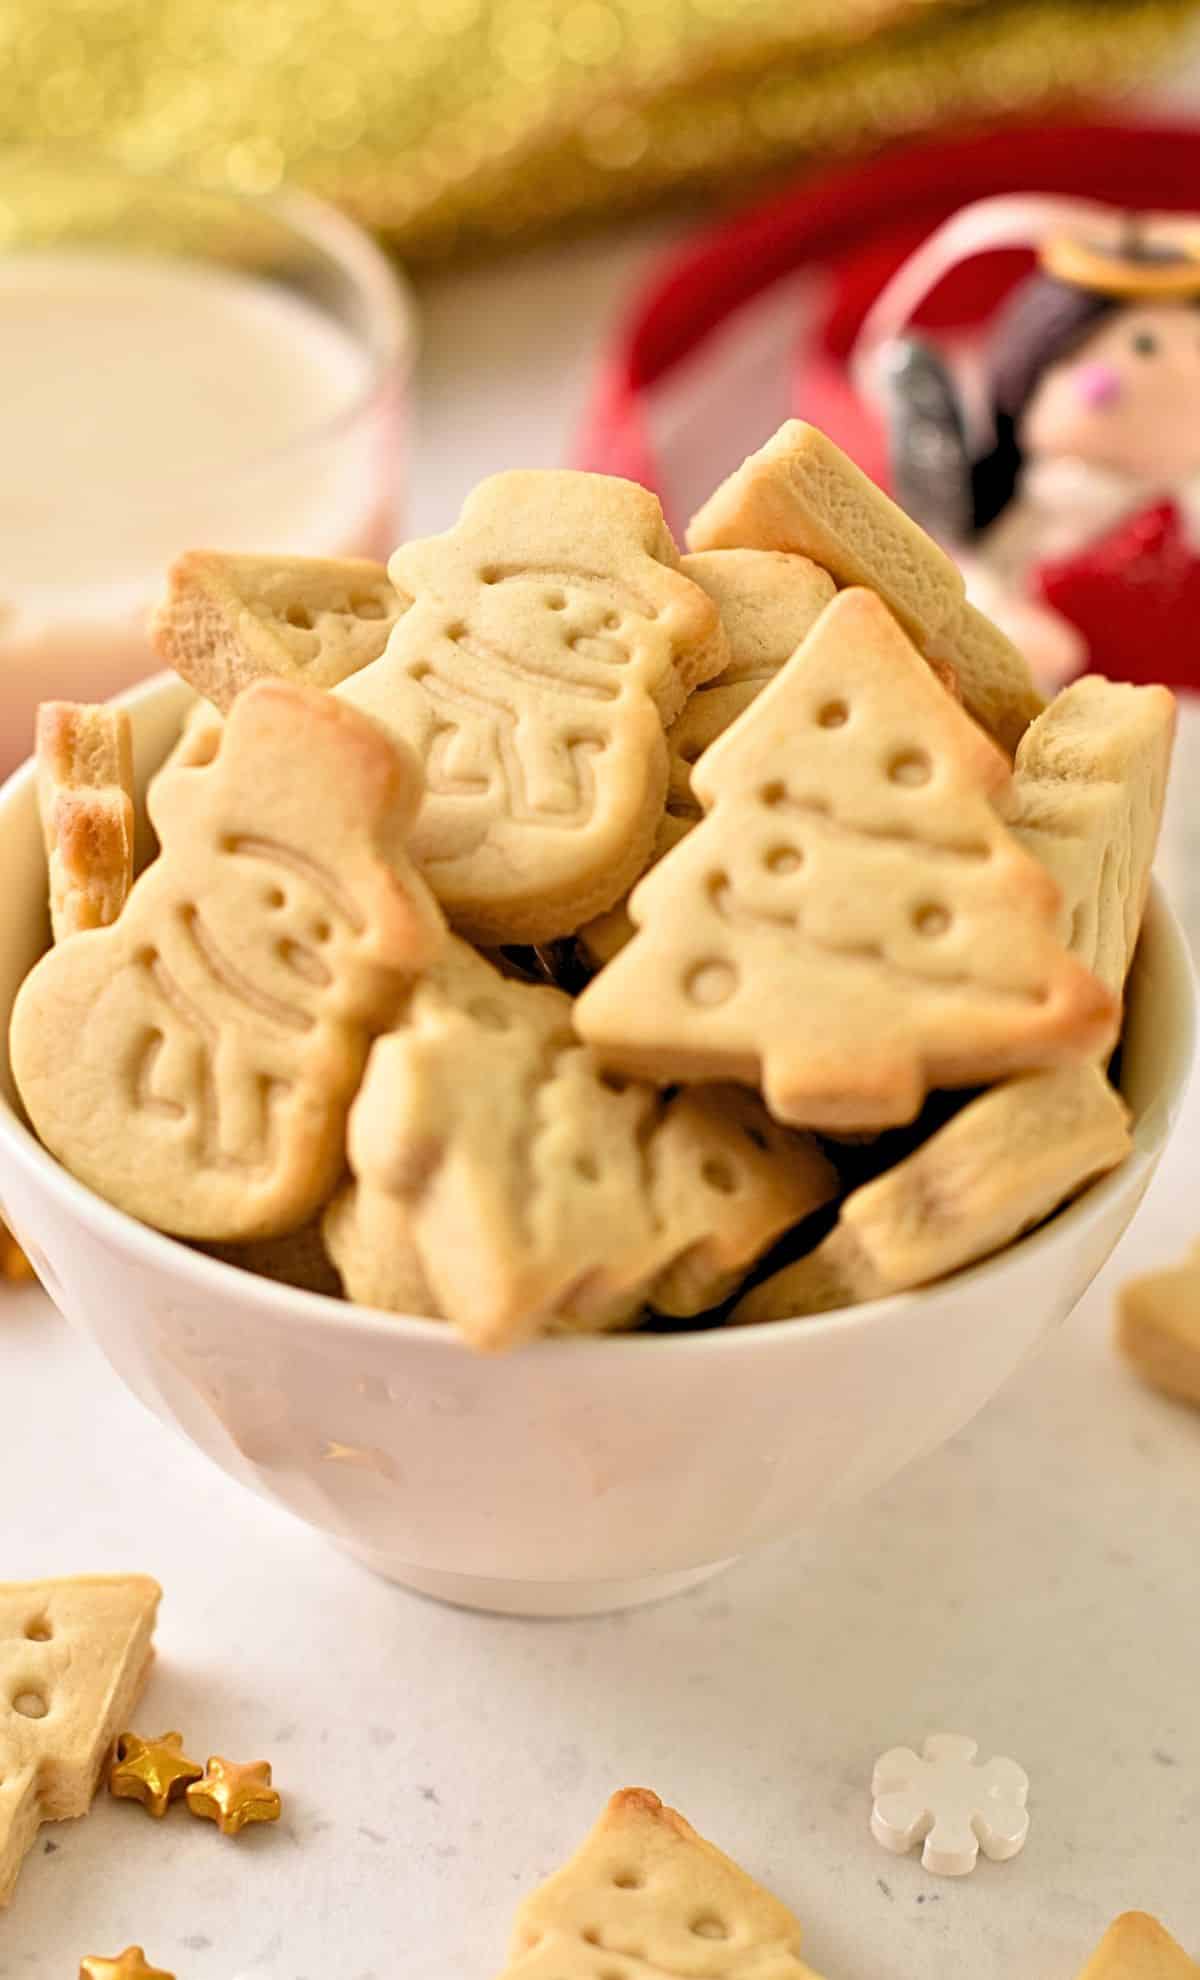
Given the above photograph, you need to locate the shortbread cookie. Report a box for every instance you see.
[324,1203,440,1318]
[1074,1913,1199,1979]
[575,591,1117,1132]
[335,470,729,943]
[324,939,835,1350]
[1007,676,1175,999]
[668,550,835,821]
[578,550,835,966]
[497,1787,821,1979]
[687,420,1042,749]
[1117,1251,1200,1410]
[151,552,405,711]
[159,699,225,773]
[680,550,837,688]
[0,1575,160,1906]
[733,1065,1131,1323]
[576,810,692,969]
[36,702,135,942]
[12,681,444,1242]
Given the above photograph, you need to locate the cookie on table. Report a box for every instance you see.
[496,1787,822,1979]
[323,938,836,1351]
[335,470,729,945]
[1073,1912,1199,1978]
[574,590,1117,1133]
[687,419,1042,750]
[0,1575,160,1906]
[734,1064,1130,1323]
[12,680,444,1243]
[36,701,135,943]
[1007,675,1175,1001]
[152,552,405,711]
[1117,1250,1200,1410]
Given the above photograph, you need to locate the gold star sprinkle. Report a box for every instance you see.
[109,1731,204,1818]
[79,1951,175,1980]
[186,1755,281,1836]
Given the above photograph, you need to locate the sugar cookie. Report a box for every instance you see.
[497,1787,822,1979]
[687,420,1042,749]
[336,471,728,943]
[36,702,135,942]
[324,939,835,1349]
[575,591,1116,1131]
[0,1575,159,1906]
[152,552,404,711]
[12,681,443,1240]
[734,1065,1130,1322]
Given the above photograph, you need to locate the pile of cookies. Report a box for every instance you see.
[9,423,1175,1351]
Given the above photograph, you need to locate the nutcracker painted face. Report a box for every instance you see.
[981,232,1200,499]
[1018,300,1200,481]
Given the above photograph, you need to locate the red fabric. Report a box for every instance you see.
[577,120,1200,490]
[1036,501,1200,690]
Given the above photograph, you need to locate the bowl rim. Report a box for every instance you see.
[0,676,1193,1362]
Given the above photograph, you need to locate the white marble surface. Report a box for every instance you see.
[6,123,1200,1980]
[3,1104,1199,1980]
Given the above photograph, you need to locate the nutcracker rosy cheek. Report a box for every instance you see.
[1073,362,1122,408]
[1020,301,1200,480]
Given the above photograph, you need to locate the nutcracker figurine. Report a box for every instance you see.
[861,200,1200,692]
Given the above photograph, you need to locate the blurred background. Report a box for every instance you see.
[3,0,1200,756]
[4,0,1199,260]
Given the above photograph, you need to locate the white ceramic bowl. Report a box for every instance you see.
[0,677,1193,1616]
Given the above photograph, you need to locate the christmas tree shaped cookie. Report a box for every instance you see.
[1074,1914,1199,1979]
[579,550,835,965]
[0,1575,160,1905]
[575,591,1117,1133]
[336,471,728,944]
[496,1787,823,1979]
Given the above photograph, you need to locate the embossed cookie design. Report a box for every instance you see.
[734,1065,1131,1322]
[152,551,406,709]
[336,470,729,944]
[11,680,444,1241]
[1006,674,1175,1000]
[575,590,1118,1132]
[0,1575,160,1906]
[324,939,835,1350]
[579,548,836,964]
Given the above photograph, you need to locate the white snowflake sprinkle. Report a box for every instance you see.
[870,1732,1030,1877]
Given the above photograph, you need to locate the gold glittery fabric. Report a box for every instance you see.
[0,0,1195,258]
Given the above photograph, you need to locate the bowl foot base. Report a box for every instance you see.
[341,1549,735,1617]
